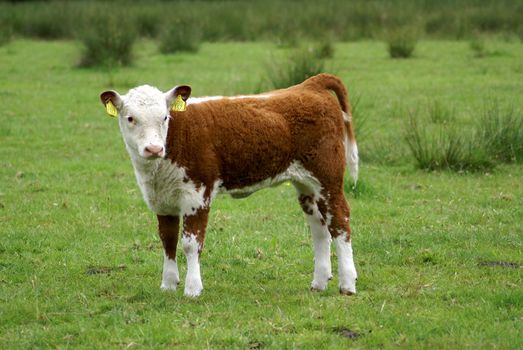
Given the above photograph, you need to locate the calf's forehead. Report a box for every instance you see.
[123,85,167,117]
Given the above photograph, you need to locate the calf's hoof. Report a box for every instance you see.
[310,280,328,292]
[160,281,179,291]
[184,278,203,297]
[339,288,356,296]
[184,289,202,298]
[160,273,180,291]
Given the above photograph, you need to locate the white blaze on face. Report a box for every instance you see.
[118,85,169,159]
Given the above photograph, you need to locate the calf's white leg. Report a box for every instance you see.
[334,234,357,294]
[157,215,180,291]
[308,214,332,291]
[182,207,209,297]
[161,252,180,290]
[297,192,332,291]
[327,193,357,295]
[182,234,203,297]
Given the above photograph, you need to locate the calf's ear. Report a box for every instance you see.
[100,90,123,118]
[165,85,192,106]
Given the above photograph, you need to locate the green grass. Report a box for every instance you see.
[1,39,522,349]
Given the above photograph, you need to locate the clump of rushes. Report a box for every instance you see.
[266,45,327,89]
[134,10,161,38]
[428,100,455,124]
[158,18,202,54]
[476,103,523,163]
[405,113,494,172]
[313,39,335,59]
[469,34,487,57]
[78,12,137,67]
[386,26,418,58]
[406,101,523,171]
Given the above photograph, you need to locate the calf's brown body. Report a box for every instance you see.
[153,74,358,296]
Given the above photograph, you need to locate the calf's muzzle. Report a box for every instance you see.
[144,144,165,158]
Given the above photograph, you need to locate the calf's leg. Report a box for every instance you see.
[157,215,180,291]
[182,208,209,297]
[327,193,357,295]
[297,191,332,291]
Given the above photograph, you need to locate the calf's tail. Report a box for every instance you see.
[303,73,359,184]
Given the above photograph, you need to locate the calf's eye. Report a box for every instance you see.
[164,116,169,122]
[127,116,134,123]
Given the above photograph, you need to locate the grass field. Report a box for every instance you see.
[1,39,522,349]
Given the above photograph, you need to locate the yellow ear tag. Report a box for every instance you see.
[105,100,118,118]
[171,95,186,112]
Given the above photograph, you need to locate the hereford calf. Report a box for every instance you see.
[100,73,359,297]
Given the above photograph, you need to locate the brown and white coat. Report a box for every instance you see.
[100,73,359,297]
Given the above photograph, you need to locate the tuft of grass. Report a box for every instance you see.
[406,101,523,170]
[386,26,419,58]
[265,46,327,89]
[405,112,494,172]
[313,39,335,59]
[470,34,488,57]
[77,12,137,68]
[158,18,202,54]
[476,103,523,163]
[428,100,456,124]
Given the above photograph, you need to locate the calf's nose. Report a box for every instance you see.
[144,144,164,157]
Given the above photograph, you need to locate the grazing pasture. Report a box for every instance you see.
[0,38,522,349]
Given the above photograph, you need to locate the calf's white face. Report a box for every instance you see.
[119,88,168,159]
[100,84,191,160]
